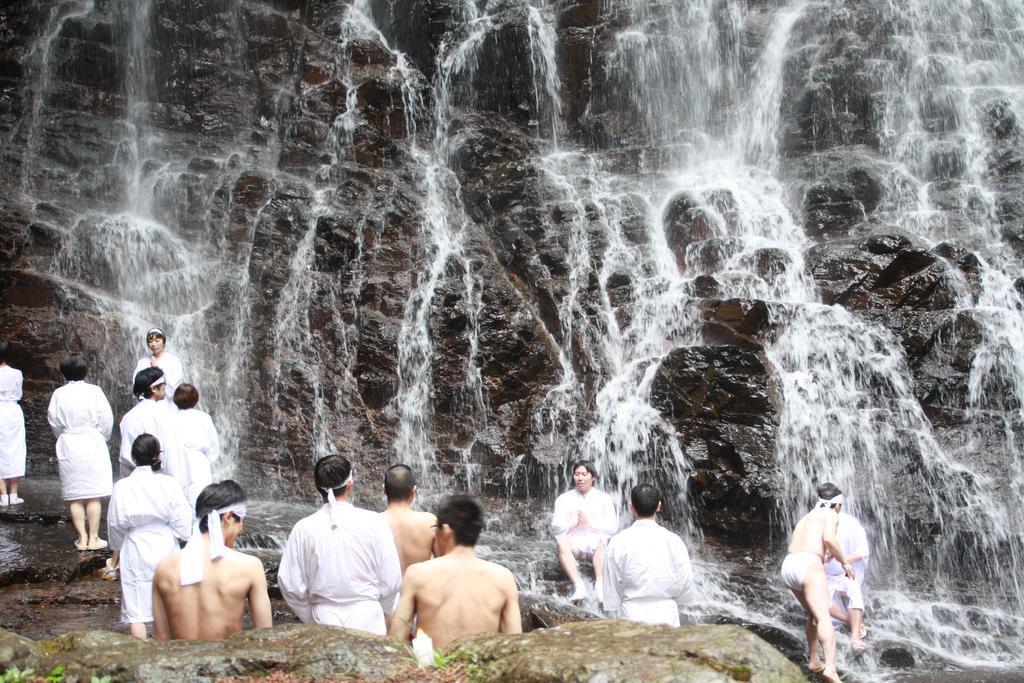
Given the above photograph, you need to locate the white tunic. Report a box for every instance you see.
[47,381,114,500]
[0,365,26,479]
[107,466,192,623]
[550,487,618,554]
[118,399,184,484]
[134,351,184,403]
[172,407,220,507]
[603,519,695,626]
[825,512,870,611]
[278,502,403,635]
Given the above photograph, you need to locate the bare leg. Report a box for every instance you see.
[849,608,866,649]
[8,476,19,497]
[69,500,88,547]
[793,589,824,672]
[799,565,839,682]
[556,538,583,586]
[128,622,147,640]
[592,542,606,590]
[0,478,7,498]
[829,602,850,625]
[86,499,103,545]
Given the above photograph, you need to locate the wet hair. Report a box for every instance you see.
[817,482,843,502]
[571,460,597,479]
[0,339,9,363]
[196,480,246,533]
[131,433,161,468]
[60,354,89,381]
[630,483,661,517]
[173,383,199,409]
[384,464,416,502]
[435,495,485,547]
[314,454,352,500]
[133,367,165,399]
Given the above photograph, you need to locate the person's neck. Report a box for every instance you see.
[386,499,413,511]
[635,515,657,523]
[447,544,477,559]
[152,349,164,359]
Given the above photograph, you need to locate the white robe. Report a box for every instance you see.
[0,365,26,479]
[107,466,192,623]
[172,407,220,507]
[550,487,618,554]
[47,381,114,500]
[278,502,403,636]
[134,352,184,403]
[118,399,184,484]
[825,512,870,612]
[603,519,695,626]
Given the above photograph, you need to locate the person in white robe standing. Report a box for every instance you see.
[551,460,618,602]
[171,384,220,508]
[278,455,402,635]
[819,482,870,650]
[134,327,183,403]
[602,483,695,626]
[119,368,183,482]
[47,354,114,549]
[107,433,192,639]
[0,339,26,506]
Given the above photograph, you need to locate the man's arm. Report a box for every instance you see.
[595,494,619,537]
[277,530,314,623]
[601,542,622,614]
[671,538,697,605]
[377,521,404,619]
[821,513,853,578]
[499,571,522,635]
[247,559,273,629]
[388,568,419,641]
[152,574,170,641]
[550,493,573,537]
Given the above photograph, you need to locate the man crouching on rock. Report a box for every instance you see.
[388,495,521,649]
[152,480,272,640]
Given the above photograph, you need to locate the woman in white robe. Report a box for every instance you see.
[171,384,220,508]
[119,367,183,482]
[0,339,26,506]
[47,354,114,549]
[107,433,192,639]
[133,327,184,403]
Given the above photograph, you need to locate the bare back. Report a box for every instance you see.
[788,507,839,558]
[153,546,272,640]
[390,550,521,650]
[381,506,436,573]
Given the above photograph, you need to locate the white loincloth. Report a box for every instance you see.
[781,552,821,591]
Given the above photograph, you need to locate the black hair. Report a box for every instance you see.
[59,354,89,381]
[196,480,246,533]
[131,433,161,468]
[384,464,416,502]
[817,482,843,503]
[630,483,661,517]
[314,454,352,501]
[132,367,165,399]
[0,339,9,363]
[571,460,597,479]
[435,495,485,547]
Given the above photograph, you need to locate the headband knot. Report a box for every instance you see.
[321,472,353,529]
[816,494,844,508]
[180,503,247,586]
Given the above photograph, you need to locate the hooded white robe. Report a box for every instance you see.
[172,407,220,507]
[603,519,695,626]
[0,365,26,479]
[107,466,192,623]
[278,502,402,635]
[47,380,114,500]
[550,487,618,555]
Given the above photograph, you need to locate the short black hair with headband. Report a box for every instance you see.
[196,480,246,532]
[133,367,165,399]
[314,454,352,501]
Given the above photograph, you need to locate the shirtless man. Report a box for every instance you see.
[781,488,855,682]
[152,480,272,640]
[388,495,521,650]
[380,464,436,573]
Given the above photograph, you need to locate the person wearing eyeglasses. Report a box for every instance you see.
[388,495,522,649]
[277,455,403,636]
[133,327,183,403]
[107,433,193,639]
[152,479,272,640]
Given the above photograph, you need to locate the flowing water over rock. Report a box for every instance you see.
[2,0,1024,679]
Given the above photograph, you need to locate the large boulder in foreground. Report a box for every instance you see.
[453,620,806,682]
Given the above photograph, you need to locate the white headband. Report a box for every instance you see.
[146,327,165,338]
[816,494,844,508]
[180,503,247,586]
[321,473,353,529]
[150,375,167,389]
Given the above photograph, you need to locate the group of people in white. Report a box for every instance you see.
[0,333,869,668]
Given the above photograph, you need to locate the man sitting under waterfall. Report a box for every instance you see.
[780,488,856,682]
[602,483,695,626]
[550,460,618,602]
[818,482,870,650]
[277,455,403,635]
[381,464,437,574]
[151,480,273,640]
[388,495,522,649]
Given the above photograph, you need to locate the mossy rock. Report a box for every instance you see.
[0,629,42,671]
[451,620,807,682]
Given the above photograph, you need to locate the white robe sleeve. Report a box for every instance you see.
[47,391,62,439]
[96,387,114,441]
[205,414,220,464]
[118,415,134,472]
[107,489,125,551]
[166,483,194,540]
[669,535,696,606]
[595,493,618,538]
[602,538,623,615]
[550,493,573,538]
[163,354,183,392]
[376,520,403,616]
[278,527,314,624]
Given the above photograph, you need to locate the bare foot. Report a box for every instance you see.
[851,637,868,651]
[808,660,825,673]
[822,666,841,682]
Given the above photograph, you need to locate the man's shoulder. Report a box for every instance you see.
[154,550,183,582]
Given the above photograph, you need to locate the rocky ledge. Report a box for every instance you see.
[0,621,806,682]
